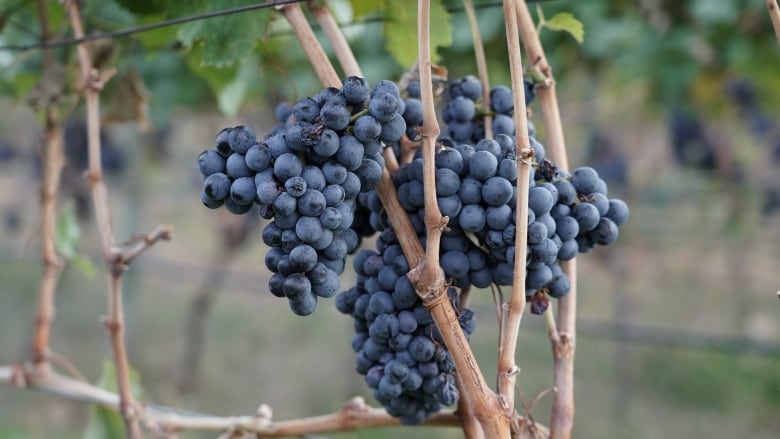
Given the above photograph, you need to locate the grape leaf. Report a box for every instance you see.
[349,0,386,18]
[82,360,143,439]
[385,0,451,68]
[218,56,259,115]
[542,12,584,44]
[55,204,80,259]
[176,0,271,67]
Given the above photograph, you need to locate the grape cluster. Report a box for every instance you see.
[196,77,409,315]
[336,231,475,425]
[442,75,535,144]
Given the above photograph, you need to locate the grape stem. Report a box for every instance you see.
[66,2,172,438]
[544,305,561,345]
[462,0,493,139]
[30,0,64,369]
[308,1,363,77]
[496,0,533,421]
[767,0,780,47]
[515,2,577,438]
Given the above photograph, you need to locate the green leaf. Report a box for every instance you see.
[218,56,258,115]
[55,204,80,259]
[349,0,385,18]
[82,361,143,439]
[542,12,584,44]
[176,0,271,67]
[385,0,451,68]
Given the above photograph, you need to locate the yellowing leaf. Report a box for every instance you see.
[543,12,584,44]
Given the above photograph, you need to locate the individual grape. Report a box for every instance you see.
[606,199,630,226]
[295,216,324,243]
[312,269,340,297]
[313,129,340,157]
[459,204,486,232]
[353,115,382,143]
[222,196,251,214]
[369,92,399,123]
[274,153,303,181]
[284,176,307,197]
[469,151,498,180]
[440,251,469,279]
[293,97,320,123]
[211,128,233,157]
[572,202,600,232]
[289,244,318,273]
[380,113,407,143]
[528,186,555,216]
[256,181,282,205]
[203,172,230,201]
[226,153,252,178]
[587,192,610,216]
[245,143,271,172]
[228,125,256,154]
[590,217,619,245]
[200,189,223,209]
[283,273,312,300]
[458,178,483,204]
[492,114,515,137]
[289,293,317,316]
[197,149,226,176]
[337,135,364,171]
[274,102,293,123]
[490,86,514,114]
[448,96,476,123]
[341,76,369,105]
[527,221,548,245]
[297,189,327,217]
[301,166,327,191]
[229,177,256,205]
[407,80,421,99]
[481,176,514,207]
[555,216,580,241]
[409,336,436,363]
[571,167,600,194]
[320,101,350,131]
[322,161,348,185]
[557,238,578,260]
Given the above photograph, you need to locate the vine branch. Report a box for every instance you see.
[497,0,532,418]
[30,0,64,368]
[308,2,363,78]
[0,364,463,435]
[410,2,509,438]
[65,1,170,437]
[515,2,576,437]
[279,2,341,88]
[462,0,493,139]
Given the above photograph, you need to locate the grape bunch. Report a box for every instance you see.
[442,75,535,144]
[196,77,410,315]
[336,230,475,425]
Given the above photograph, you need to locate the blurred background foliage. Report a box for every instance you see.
[0,0,779,438]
